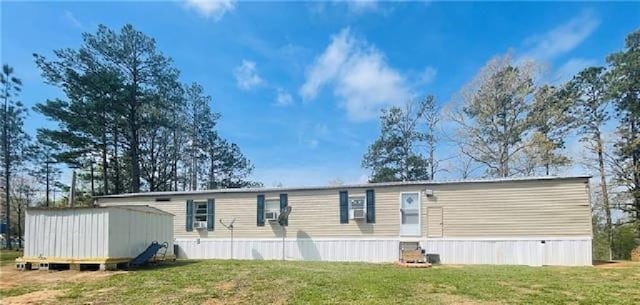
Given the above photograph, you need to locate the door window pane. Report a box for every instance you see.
[402,212,419,224]
[401,193,419,210]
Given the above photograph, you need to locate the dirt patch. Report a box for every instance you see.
[0,267,126,289]
[594,261,640,269]
[630,246,640,262]
[215,281,236,292]
[183,287,206,294]
[202,299,229,305]
[2,289,64,305]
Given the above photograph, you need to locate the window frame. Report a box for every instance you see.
[264,198,280,218]
[193,201,208,223]
[348,194,366,220]
[348,195,366,211]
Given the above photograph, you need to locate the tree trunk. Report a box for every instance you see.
[3,87,11,250]
[16,209,21,249]
[129,63,141,193]
[45,163,50,207]
[631,119,640,239]
[596,131,613,260]
[129,106,140,193]
[545,162,550,176]
[172,127,179,191]
[113,124,121,194]
[429,133,435,180]
[149,134,156,192]
[208,153,215,189]
[101,114,109,195]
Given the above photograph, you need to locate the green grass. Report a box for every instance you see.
[0,249,22,264]
[1,255,639,304]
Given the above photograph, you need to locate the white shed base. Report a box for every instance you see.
[174,236,592,266]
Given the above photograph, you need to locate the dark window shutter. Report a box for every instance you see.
[186,200,194,232]
[207,198,215,231]
[257,194,265,226]
[280,193,288,226]
[366,189,375,223]
[339,191,349,224]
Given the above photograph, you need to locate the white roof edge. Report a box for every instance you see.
[110,205,175,216]
[94,175,591,199]
[27,205,175,216]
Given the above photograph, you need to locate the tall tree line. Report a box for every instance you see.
[362,95,440,182]
[362,29,640,257]
[1,65,30,249]
[31,24,258,196]
[1,24,260,247]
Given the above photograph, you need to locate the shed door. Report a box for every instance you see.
[427,207,443,238]
[400,192,421,236]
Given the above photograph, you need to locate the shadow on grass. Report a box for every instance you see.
[130,259,203,271]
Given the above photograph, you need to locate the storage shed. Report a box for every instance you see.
[21,205,174,270]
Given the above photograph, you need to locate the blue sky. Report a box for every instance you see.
[1,1,639,187]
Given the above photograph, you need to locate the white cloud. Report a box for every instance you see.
[63,11,83,28]
[555,58,597,82]
[307,139,319,149]
[347,0,378,13]
[300,28,412,121]
[183,0,235,21]
[520,10,600,61]
[233,60,263,90]
[275,88,294,107]
[415,66,437,87]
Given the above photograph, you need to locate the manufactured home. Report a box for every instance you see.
[95,176,593,266]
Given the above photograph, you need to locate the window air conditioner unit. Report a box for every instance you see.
[265,211,279,221]
[194,221,207,230]
[350,208,365,220]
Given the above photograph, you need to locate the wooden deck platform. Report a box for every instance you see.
[398,262,433,268]
[16,254,176,271]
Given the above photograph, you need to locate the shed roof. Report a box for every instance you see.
[94,175,591,199]
[27,205,174,216]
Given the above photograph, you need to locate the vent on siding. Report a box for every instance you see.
[155,198,171,202]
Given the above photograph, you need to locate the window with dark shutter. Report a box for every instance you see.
[366,189,375,223]
[207,198,215,231]
[279,193,288,226]
[257,194,265,226]
[339,191,349,224]
[186,200,194,232]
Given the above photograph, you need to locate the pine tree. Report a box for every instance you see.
[607,29,640,237]
[526,85,572,175]
[1,64,30,249]
[363,101,431,182]
[568,66,613,260]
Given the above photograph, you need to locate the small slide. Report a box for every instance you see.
[130,241,169,267]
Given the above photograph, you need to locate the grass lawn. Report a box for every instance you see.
[0,249,22,264]
[1,254,639,305]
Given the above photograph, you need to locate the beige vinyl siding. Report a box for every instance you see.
[422,179,591,237]
[426,207,443,237]
[97,178,591,239]
[98,186,424,239]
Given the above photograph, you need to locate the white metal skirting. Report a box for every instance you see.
[174,236,592,266]
[420,237,592,266]
[175,238,399,262]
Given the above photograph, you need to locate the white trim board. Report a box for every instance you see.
[175,236,592,242]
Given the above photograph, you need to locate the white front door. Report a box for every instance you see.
[400,192,421,236]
